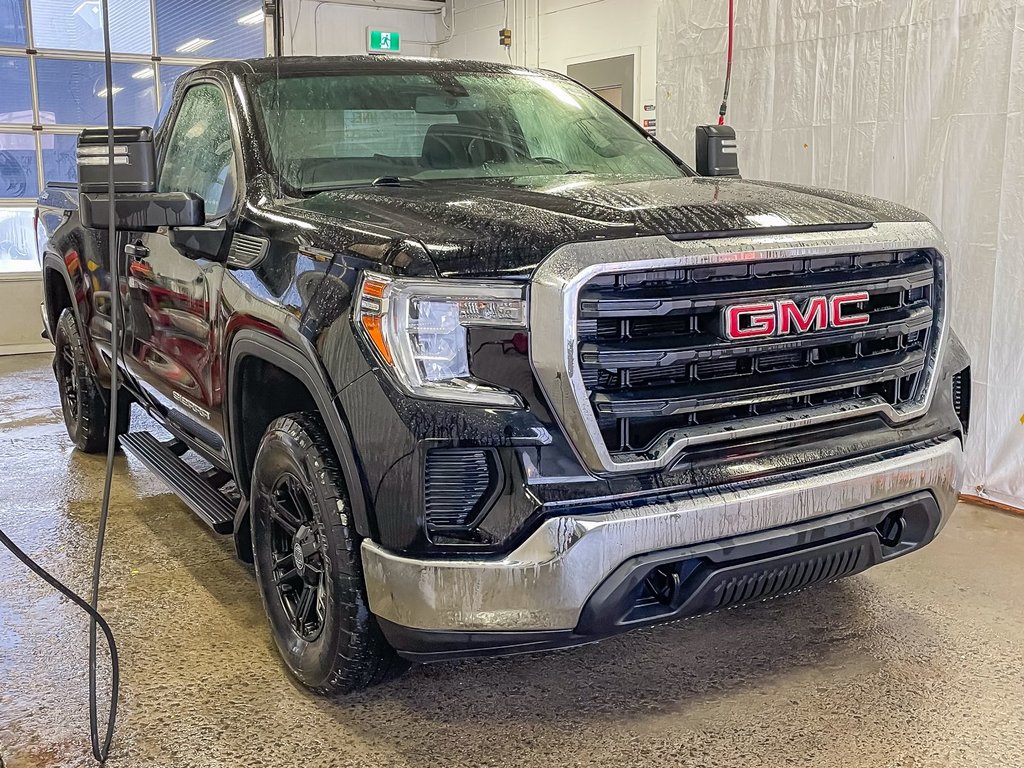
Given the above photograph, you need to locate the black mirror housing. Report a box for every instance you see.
[77,127,156,193]
[79,192,205,231]
[168,225,229,263]
[695,124,740,177]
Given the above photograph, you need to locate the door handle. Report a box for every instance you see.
[125,242,149,260]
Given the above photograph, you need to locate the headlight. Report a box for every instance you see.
[354,271,528,407]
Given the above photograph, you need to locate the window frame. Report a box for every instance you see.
[155,75,244,224]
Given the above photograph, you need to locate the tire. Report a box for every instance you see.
[53,308,130,453]
[251,412,404,695]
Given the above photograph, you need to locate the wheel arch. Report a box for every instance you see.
[226,330,374,545]
[42,254,112,388]
[41,255,77,340]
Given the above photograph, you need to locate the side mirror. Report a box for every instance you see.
[77,126,207,232]
[79,191,205,231]
[695,124,740,177]
[77,126,156,193]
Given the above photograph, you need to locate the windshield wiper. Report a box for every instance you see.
[299,176,427,194]
[371,175,426,187]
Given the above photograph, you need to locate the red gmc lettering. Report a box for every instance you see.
[726,303,776,339]
[830,292,870,328]
[725,292,870,340]
[778,296,827,334]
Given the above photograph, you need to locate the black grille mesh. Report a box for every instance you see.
[577,249,938,461]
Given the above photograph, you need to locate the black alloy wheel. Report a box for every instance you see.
[267,473,328,641]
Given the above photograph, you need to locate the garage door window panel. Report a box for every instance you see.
[0,57,33,122]
[41,133,79,185]
[155,0,264,60]
[0,131,38,198]
[0,1,27,47]
[30,0,152,54]
[0,207,38,272]
[158,84,237,219]
[36,58,157,127]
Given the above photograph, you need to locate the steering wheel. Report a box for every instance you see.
[467,135,528,166]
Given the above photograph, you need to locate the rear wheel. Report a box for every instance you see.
[53,308,129,453]
[251,412,404,694]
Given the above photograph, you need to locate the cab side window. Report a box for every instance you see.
[158,84,237,220]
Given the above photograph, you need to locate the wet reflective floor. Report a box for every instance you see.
[1,352,1023,767]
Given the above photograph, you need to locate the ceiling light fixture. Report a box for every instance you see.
[131,68,153,80]
[72,0,100,15]
[237,10,263,25]
[96,86,124,98]
[175,37,214,53]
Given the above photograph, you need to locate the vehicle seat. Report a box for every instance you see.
[420,124,510,169]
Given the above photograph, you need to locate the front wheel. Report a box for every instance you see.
[250,412,403,695]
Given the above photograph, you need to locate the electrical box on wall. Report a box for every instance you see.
[499,28,512,47]
[367,28,401,54]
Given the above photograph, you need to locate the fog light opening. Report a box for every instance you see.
[640,565,682,608]
[876,511,906,548]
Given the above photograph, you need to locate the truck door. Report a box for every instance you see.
[122,82,239,456]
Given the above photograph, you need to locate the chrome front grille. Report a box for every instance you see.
[578,249,937,461]
[529,222,948,475]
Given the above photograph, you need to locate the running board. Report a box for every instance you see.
[120,431,236,534]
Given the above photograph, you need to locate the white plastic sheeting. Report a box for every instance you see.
[657,0,1024,508]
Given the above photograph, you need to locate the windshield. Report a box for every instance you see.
[254,70,685,192]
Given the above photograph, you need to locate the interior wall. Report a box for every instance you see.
[0,277,50,356]
[436,0,658,118]
[435,0,517,62]
[536,0,658,117]
[657,0,1024,507]
[283,0,445,56]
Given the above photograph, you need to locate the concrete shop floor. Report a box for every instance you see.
[0,352,1022,768]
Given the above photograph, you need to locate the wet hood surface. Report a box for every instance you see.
[287,175,929,278]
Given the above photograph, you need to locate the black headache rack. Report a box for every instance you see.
[577,249,938,463]
[378,491,943,662]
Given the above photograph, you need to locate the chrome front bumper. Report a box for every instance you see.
[361,437,963,633]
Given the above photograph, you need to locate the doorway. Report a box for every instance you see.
[566,55,636,119]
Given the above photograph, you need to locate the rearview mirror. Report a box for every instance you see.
[415,94,486,113]
[79,192,205,231]
[77,126,156,193]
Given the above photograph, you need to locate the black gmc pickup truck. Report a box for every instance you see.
[38,56,970,694]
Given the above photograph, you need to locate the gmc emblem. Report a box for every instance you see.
[724,292,870,340]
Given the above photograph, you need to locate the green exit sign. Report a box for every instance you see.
[367,28,401,54]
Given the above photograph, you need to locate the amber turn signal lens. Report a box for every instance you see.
[360,314,393,365]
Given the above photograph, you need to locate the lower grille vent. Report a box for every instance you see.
[424,448,498,531]
[710,546,864,610]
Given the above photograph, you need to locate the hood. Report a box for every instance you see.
[286,175,929,278]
